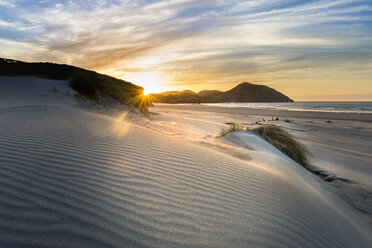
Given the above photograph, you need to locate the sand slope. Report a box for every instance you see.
[0,76,77,108]
[0,105,371,247]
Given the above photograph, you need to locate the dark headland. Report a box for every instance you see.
[151,82,294,103]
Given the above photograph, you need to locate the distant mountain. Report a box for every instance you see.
[198,90,222,97]
[0,58,146,111]
[159,90,197,96]
[151,82,293,103]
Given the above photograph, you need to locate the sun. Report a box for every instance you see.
[125,71,170,95]
[143,89,150,96]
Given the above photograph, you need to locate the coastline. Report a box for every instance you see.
[153,103,372,122]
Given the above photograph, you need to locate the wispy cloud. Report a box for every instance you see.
[0,0,16,7]
[0,0,371,100]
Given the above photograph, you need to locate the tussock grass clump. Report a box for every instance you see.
[50,84,59,92]
[219,123,244,137]
[251,124,310,166]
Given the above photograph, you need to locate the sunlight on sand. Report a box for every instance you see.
[106,111,131,138]
[108,93,157,137]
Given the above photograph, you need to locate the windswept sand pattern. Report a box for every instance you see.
[0,105,371,248]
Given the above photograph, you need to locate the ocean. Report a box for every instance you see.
[203,102,372,113]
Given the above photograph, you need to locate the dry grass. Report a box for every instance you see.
[49,84,59,92]
[250,124,310,166]
[218,123,244,137]
[219,123,311,166]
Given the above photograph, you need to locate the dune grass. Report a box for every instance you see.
[250,124,310,166]
[218,123,244,137]
[219,123,310,166]
[49,84,59,92]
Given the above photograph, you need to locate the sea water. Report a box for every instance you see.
[203,102,372,113]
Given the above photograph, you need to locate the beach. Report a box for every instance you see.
[2,0,372,246]
[0,76,372,247]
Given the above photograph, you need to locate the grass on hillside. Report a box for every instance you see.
[0,58,151,113]
[70,71,151,114]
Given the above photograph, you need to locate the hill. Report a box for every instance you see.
[0,58,146,111]
[151,82,293,103]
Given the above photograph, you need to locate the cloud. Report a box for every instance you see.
[0,19,15,28]
[0,0,16,7]
[0,0,371,99]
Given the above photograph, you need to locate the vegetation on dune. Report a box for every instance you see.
[69,71,147,111]
[218,123,244,137]
[219,123,310,166]
[0,58,152,113]
[250,124,310,166]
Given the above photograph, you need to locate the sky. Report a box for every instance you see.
[0,0,371,100]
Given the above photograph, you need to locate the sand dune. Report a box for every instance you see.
[0,76,77,108]
[146,104,372,221]
[1,104,371,247]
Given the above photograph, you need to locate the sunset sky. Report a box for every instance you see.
[0,0,371,100]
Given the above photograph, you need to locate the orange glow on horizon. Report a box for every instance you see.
[125,71,171,94]
[108,68,372,101]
